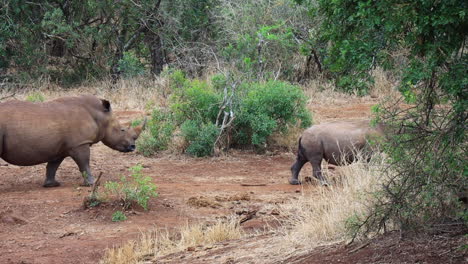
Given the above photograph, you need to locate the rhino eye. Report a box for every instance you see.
[121,128,126,132]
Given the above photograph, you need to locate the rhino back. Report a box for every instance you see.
[0,99,101,166]
[301,120,375,165]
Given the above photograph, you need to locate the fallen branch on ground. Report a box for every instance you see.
[0,93,16,101]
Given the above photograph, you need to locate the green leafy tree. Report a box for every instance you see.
[296,0,467,234]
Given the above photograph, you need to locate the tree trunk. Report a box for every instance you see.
[147,33,165,76]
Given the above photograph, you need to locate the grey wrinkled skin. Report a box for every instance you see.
[0,95,146,187]
[290,120,384,186]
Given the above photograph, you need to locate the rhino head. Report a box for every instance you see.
[102,116,147,153]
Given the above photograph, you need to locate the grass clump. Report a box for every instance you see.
[104,164,158,211]
[26,92,45,102]
[280,151,385,244]
[101,217,243,264]
[111,211,127,222]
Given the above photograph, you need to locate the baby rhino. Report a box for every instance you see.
[290,120,384,186]
[0,95,146,187]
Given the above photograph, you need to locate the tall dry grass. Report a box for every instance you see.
[0,76,170,111]
[279,151,386,245]
[101,217,244,264]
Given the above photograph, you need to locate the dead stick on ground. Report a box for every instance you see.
[0,93,16,101]
[90,172,103,198]
[348,242,370,254]
[240,183,267,187]
[239,211,257,224]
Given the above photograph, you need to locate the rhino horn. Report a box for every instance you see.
[134,117,148,136]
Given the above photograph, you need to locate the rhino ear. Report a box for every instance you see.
[101,99,111,112]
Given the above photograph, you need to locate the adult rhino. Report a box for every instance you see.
[289,120,384,186]
[0,95,146,187]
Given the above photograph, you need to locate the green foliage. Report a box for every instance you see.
[170,78,221,124]
[136,109,176,157]
[1,0,315,84]
[294,0,468,236]
[117,51,146,78]
[235,81,312,147]
[141,70,312,156]
[111,211,127,222]
[181,120,219,157]
[104,164,158,210]
[221,22,298,81]
[25,92,45,102]
[163,69,188,91]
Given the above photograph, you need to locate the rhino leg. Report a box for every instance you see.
[69,145,94,186]
[43,157,65,187]
[290,158,307,185]
[311,161,329,186]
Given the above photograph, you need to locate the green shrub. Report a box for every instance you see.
[141,73,312,156]
[104,164,158,210]
[111,211,127,222]
[234,80,312,148]
[26,92,45,102]
[170,78,221,124]
[211,73,228,91]
[162,68,188,91]
[181,120,219,157]
[136,109,176,156]
[117,51,145,78]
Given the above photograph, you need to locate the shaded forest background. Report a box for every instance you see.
[1,0,321,86]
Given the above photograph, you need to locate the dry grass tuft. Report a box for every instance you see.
[101,217,244,264]
[369,67,400,99]
[268,125,304,152]
[279,151,386,246]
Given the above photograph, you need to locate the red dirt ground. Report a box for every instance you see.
[1,98,465,264]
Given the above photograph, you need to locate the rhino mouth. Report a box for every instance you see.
[123,145,136,152]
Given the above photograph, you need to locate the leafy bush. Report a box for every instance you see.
[141,71,312,156]
[136,109,176,157]
[111,211,127,222]
[104,164,158,210]
[181,120,219,157]
[170,78,221,124]
[234,80,312,147]
[117,51,146,78]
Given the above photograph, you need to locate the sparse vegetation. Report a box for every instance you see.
[25,92,45,102]
[281,151,386,244]
[101,217,244,264]
[104,164,158,211]
[111,211,127,222]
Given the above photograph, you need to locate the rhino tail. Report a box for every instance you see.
[297,137,307,160]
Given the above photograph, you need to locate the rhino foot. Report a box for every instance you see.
[43,180,61,188]
[80,181,94,187]
[289,178,302,185]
